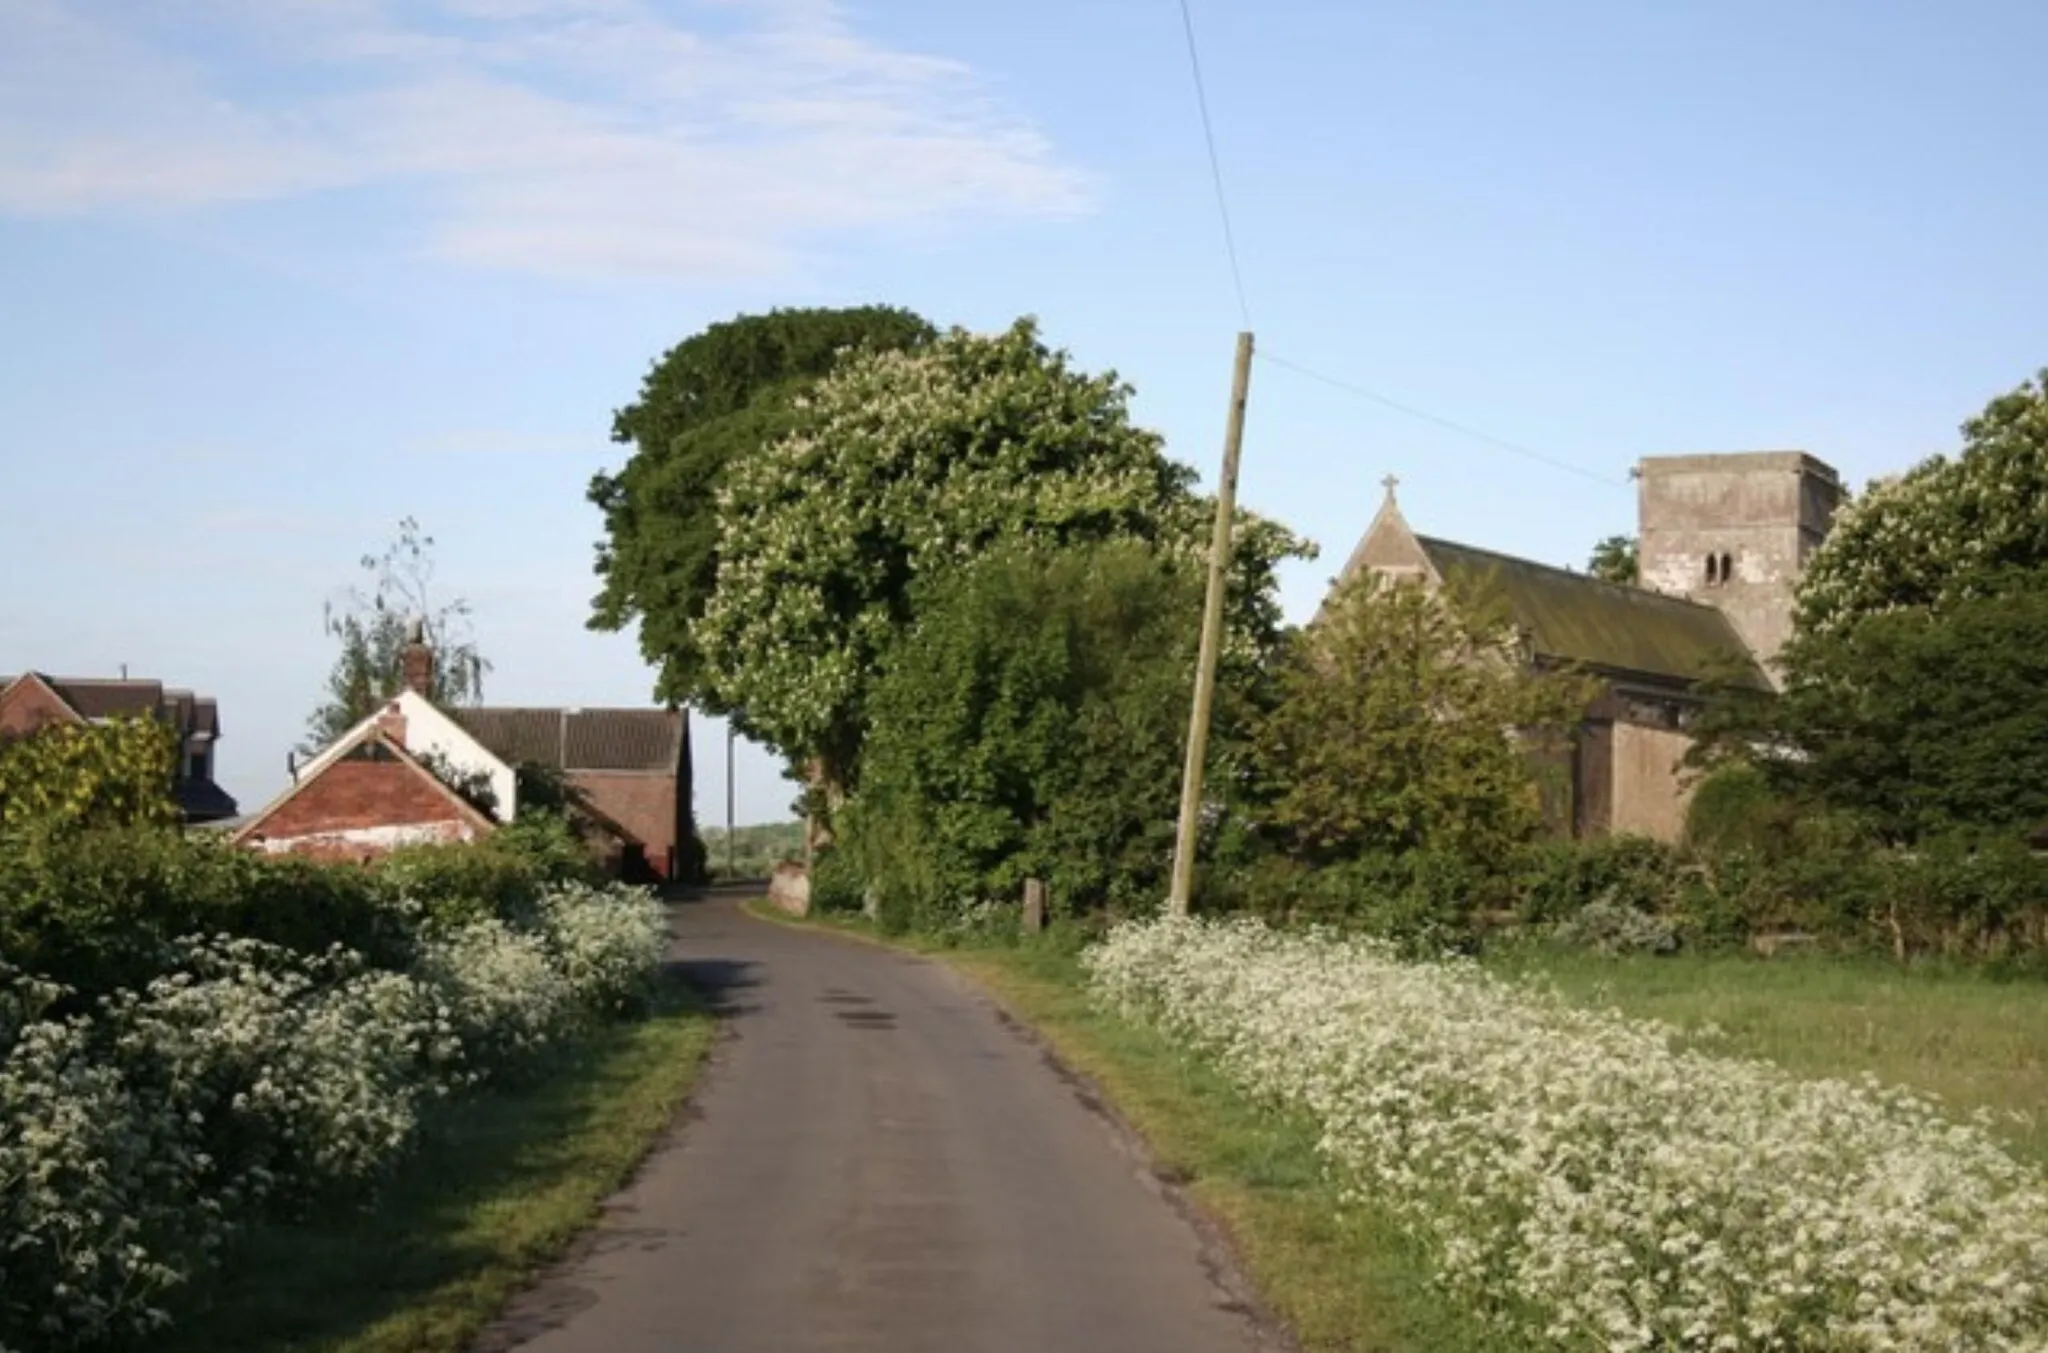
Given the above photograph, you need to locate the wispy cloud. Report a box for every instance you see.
[0,0,1091,278]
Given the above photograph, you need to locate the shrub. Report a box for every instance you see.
[1516,833,1684,927]
[1554,895,1681,954]
[807,846,866,916]
[0,827,409,1003]
[1684,761,1795,855]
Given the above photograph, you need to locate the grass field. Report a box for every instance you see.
[1490,947,2048,1167]
[702,820,804,880]
[159,973,717,1353]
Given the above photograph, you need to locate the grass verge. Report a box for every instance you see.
[745,901,1523,1353]
[1490,947,2048,1167]
[158,971,717,1353]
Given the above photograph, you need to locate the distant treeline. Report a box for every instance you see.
[702,821,804,879]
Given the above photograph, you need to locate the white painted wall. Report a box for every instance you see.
[293,690,517,823]
[254,820,481,854]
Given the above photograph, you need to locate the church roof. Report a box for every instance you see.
[1413,537,1767,688]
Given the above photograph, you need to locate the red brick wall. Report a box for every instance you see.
[249,761,479,857]
[0,679,82,739]
[570,770,681,879]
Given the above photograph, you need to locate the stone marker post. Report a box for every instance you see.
[1022,878,1047,935]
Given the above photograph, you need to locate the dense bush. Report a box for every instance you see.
[0,812,601,1007]
[0,877,665,1351]
[1200,823,2048,964]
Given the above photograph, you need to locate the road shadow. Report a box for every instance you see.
[661,955,760,1017]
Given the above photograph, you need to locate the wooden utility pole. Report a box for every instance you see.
[725,720,737,878]
[1168,330,1254,917]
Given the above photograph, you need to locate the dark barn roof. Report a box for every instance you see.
[1415,538,1768,688]
[455,707,684,773]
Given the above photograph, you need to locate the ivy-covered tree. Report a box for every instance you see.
[1252,575,1593,866]
[1588,534,1638,586]
[303,518,488,753]
[851,541,1218,925]
[1795,368,2048,636]
[587,306,936,704]
[695,318,1310,797]
[0,717,180,833]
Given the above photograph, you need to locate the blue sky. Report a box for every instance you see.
[5,0,2047,824]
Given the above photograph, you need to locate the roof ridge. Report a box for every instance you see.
[1414,534,1731,617]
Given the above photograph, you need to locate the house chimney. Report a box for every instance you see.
[376,700,408,747]
[400,615,435,699]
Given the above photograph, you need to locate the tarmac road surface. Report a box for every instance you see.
[476,893,1282,1353]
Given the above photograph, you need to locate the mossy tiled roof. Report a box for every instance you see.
[1416,537,1767,688]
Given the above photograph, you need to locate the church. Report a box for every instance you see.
[1333,451,1844,841]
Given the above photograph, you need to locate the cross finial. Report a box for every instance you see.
[1381,473,1400,502]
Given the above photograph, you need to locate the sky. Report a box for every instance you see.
[5,0,2048,825]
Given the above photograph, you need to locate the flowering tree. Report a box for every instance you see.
[695,319,1309,796]
[587,307,936,705]
[1757,371,2048,838]
[1795,368,2048,636]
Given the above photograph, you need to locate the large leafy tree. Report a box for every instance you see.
[1252,574,1593,866]
[695,318,1309,796]
[587,306,936,704]
[303,518,487,753]
[1772,583,2048,842]
[1703,371,2048,840]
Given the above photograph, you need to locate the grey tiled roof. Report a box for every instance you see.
[455,707,683,773]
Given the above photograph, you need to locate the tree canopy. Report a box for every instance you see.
[587,306,935,704]
[1772,583,2048,842]
[1690,370,2048,843]
[694,318,1310,792]
[303,518,487,753]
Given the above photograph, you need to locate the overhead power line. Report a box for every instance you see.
[1175,0,1252,330]
[1258,352,1631,489]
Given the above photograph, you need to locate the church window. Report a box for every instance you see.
[1704,554,1719,585]
[1720,551,1734,583]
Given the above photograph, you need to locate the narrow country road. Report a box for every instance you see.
[477,894,1282,1353]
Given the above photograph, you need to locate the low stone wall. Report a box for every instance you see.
[767,860,811,917]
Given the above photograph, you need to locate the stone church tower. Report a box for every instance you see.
[1635,452,1845,684]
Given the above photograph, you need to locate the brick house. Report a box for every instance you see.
[232,715,495,862]
[0,671,238,823]
[453,706,693,882]
[248,626,694,878]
